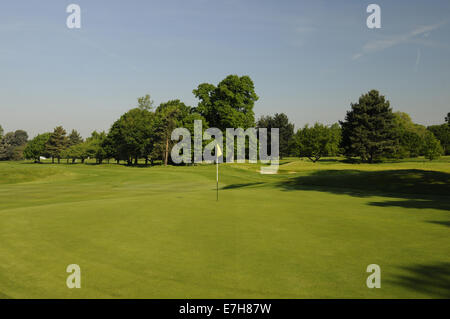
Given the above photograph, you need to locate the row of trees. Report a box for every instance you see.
[20,75,255,165]
[22,128,103,164]
[339,91,448,161]
[1,76,449,164]
[288,91,448,162]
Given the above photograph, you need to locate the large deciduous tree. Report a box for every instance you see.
[0,130,29,161]
[340,90,397,163]
[422,131,443,160]
[24,133,51,162]
[393,112,427,158]
[154,100,184,166]
[86,131,108,164]
[293,123,341,162]
[63,142,90,164]
[193,75,258,130]
[0,133,14,161]
[428,124,450,155]
[108,108,155,165]
[153,100,206,165]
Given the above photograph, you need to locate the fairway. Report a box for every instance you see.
[0,158,449,298]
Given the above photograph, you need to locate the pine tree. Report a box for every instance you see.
[257,113,294,159]
[46,126,67,163]
[68,129,83,147]
[340,90,397,163]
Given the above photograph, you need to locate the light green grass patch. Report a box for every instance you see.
[0,158,449,298]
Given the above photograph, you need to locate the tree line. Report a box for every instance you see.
[1,75,449,164]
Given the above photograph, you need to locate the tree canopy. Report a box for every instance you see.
[68,129,83,147]
[138,94,154,110]
[24,133,51,162]
[45,126,67,163]
[393,112,428,158]
[427,124,450,155]
[340,90,397,163]
[108,108,155,165]
[0,130,28,161]
[3,83,447,165]
[293,123,341,162]
[193,75,258,130]
[422,131,443,160]
[257,113,294,159]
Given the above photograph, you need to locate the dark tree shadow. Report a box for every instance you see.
[368,200,450,211]
[388,262,450,298]
[427,220,450,227]
[314,158,343,163]
[222,182,264,190]
[275,169,450,211]
[120,164,153,168]
[278,161,293,166]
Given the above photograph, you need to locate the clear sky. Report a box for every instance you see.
[1,0,449,138]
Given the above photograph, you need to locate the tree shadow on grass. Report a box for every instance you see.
[315,158,343,163]
[276,169,450,211]
[222,182,264,190]
[368,199,450,211]
[426,220,450,227]
[388,262,450,298]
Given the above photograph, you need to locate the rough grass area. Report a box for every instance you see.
[0,157,449,298]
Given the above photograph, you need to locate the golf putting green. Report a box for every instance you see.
[0,158,449,298]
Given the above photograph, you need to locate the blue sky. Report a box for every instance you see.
[1,0,449,138]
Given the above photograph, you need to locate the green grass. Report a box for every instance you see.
[0,157,449,298]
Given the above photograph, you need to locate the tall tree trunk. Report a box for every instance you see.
[164,137,169,166]
[134,155,138,165]
[57,157,60,164]
[145,157,148,165]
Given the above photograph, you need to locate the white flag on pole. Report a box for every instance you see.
[216,143,222,159]
[216,144,222,201]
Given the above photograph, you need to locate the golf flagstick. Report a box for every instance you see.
[216,143,222,201]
